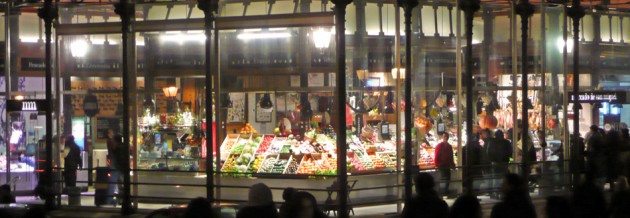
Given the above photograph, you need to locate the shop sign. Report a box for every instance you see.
[6,100,48,112]
[568,91,626,103]
[75,60,121,72]
[21,58,45,71]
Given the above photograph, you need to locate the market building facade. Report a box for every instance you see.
[0,0,628,216]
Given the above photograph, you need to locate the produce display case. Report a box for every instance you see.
[216,131,397,176]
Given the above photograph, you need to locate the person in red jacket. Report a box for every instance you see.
[434,132,455,197]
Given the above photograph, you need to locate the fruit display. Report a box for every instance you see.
[271,159,289,173]
[284,156,299,174]
[220,135,239,154]
[250,155,266,172]
[256,135,275,154]
[218,132,398,176]
[279,145,291,154]
[230,142,246,155]
[370,155,386,169]
[240,123,257,134]
[297,155,319,174]
[360,155,374,170]
[258,156,278,173]
[296,141,316,154]
[379,153,396,168]
[326,155,337,172]
[222,155,238,172]
[350,156,366,172]
[267,137,286,154]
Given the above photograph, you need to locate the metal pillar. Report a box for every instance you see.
[114,0,134,214]
[198,0,218,203]
[516,0,534,179]
[566,0,584,183]
[397,0,418,202]
[37,0,57,210]
[459,0,479,194]
[331,0,352,216]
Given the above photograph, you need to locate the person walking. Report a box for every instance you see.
[605,128,621,191]
[480,129,493,193]
[487,130,512,199]
[402,173,449,218]
[586,125,606,187]
[462,133,483,193]
[434,132,455,196]
[64,135,82,188]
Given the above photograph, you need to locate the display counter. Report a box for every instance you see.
[219,132,396,176]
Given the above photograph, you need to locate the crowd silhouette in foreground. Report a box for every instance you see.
[175,172,630,218]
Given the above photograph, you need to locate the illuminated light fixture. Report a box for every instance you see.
[14,95,25,101]
[70,39,89,58]
[20,37,40,43]
[259,93,273,112]
[391,68,406,79]
[472,39,481,44]
[557,37,574,53]
[160,33,206,43]
[313,28,331,48]
[163,86,178,98]
[237,32,291,40]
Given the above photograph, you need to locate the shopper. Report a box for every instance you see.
[402,173,448,218]
[462,133,483,193]
[545,196,572,218]
[449,194,482,218]
[618,128,630,179]
[586,125,606,187]
[516,132,536,191]
[605,128,621,191]
[610,176,630,218]
[480,128,493,193]
[236,183,279,218]
[434,132,455,196]
[283,191,327,218]
[571,178,607,218]
[487,130,512,199]
[106,129,119,169]
[64,135,82,188]
[184,197,213,218]
[279,187,297,218]
[490,173,536,218]
[0,184,15,204]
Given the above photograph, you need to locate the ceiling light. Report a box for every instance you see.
[70,39,89,58]
[313,28,331,48]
